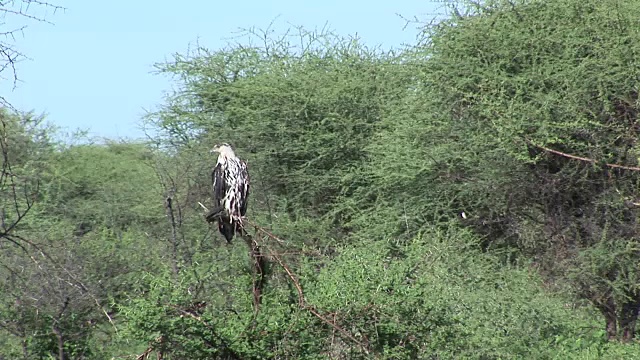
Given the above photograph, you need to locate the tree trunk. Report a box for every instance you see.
[243,231,267,311]
[594,294,617,341]
[605,311,618,341]
[619,292,640,342]
[52,325,64,360]
[165,196,180,276]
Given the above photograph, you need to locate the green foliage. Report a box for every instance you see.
[305,225,594,359]
[39,141,162,231]
[362,0,640,341]
[0,109,53,238]
[150,29,411,227]
[117,223,640,359]
[7,1,640,358]
[404,0,640,225]
[0,131,172,358]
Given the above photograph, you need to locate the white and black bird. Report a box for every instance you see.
[206,143,250,243]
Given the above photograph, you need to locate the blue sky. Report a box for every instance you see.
[2,0,442,141]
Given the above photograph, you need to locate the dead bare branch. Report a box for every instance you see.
[0,1,65,99]
[5,233,118,334]
[245,218,371,354]
[164,195,180,276]
[0,115,39,240]
[198,202,370,353]
[528,139,640,172]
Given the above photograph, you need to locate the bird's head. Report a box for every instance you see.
[211,143,235,157]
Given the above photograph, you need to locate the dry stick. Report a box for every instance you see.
[528,140,640,172]
[8,233,118,333]
[165,196,180,276]
[246,219,370,354]
[241,231,266,312]
[198,204,370,353]
[197,202,210,213]
[260,237,304,307]
[243,218,285,244]
[199,203,265,311]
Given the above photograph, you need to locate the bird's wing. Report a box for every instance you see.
[212,162,227,207]
[239,160,250,216]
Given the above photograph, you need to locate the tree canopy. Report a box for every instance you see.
[4,0,640,358]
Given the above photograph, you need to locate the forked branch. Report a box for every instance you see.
[528,139,640,172]
[245,218,371,355]
[198,202,371,354]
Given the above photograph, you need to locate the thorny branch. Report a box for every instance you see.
[0,115,38,240]
[165,195,181,276]
[199,202,267,311]
[528,139,640,172]
[137,200,372,359]
[240,230,267,312]
[0,1,65,105]
[247,219,371,354]
[198,202,370,353]
[1,115,117,335]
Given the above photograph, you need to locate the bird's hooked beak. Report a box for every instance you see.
[210,144,221,154]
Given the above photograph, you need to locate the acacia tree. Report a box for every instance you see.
[368,0,640,342]
[123,28,417,359]
[0,1,64,104]
[147,27,410,233]
[1,139,177,358]
[0,0,63,240]
[0,110,45,247]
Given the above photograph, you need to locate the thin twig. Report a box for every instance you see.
[197,202,370,353]
[165,195,180,276]
[249,223,369,353]
[262,242,370,353]
[528,140,640,172]
[7,233,118,334]
[244,218,286,244]
[197,201,209,212]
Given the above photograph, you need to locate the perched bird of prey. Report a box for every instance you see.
[206,143,250,243]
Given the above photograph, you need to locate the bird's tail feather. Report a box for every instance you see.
[205,206,225,223]
[219,222,235,243]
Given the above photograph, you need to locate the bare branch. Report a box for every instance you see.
[0,1,65,100]
[165,195,180,276]
[0,115,39,240]
[242,217,370,354]
[6,233,119,333]
[527,139,640,172]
